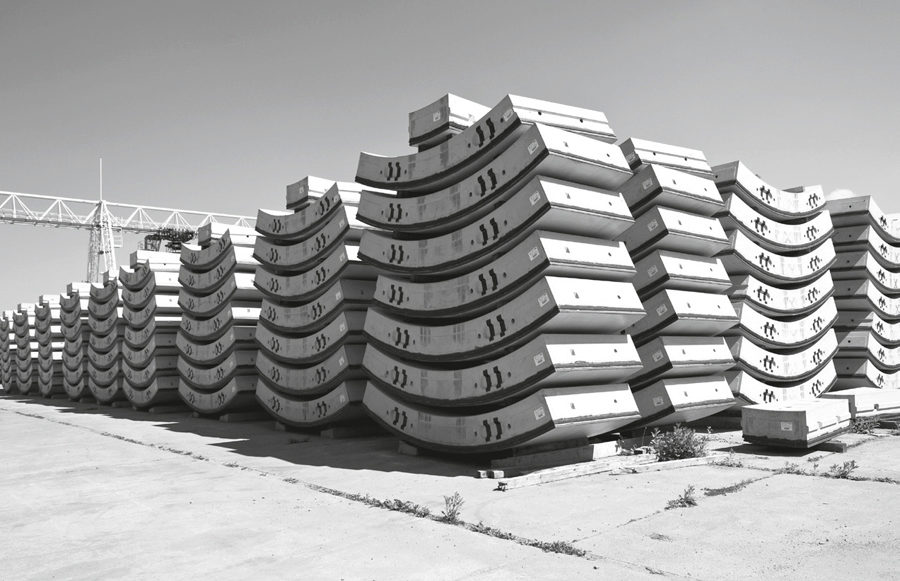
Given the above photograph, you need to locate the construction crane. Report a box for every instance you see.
[0,189,255,282]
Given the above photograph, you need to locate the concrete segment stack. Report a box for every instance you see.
[13,304,38,395]
[86,273,127,404]
[355,94,648,453]
[60,282,92,400]
[1,311,16,393]
[119,251,183,409]
[614,140,738,428]
[828,195,900,390]
[34,294,64,397]
[177,228,261,414]
[713,162,839,406]
[253,178,377,428]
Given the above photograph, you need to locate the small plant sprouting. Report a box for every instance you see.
[665,485,697,510]
[441,492,465,523]
[826,460,859,479]
[715,449,744,468]
[650,424,709,462]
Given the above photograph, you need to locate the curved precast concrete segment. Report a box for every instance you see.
[407,93,489,149]
[88,292,123,320]
[833,250,900,295]
[122,375,180,408]
[259,279,374,335]
[616,206,729,261]
[836,330,900,372]
[358,124,634,235]
[713,161,825,222]
[362,334,641,408]
[834,279,900,321]
[832,225,900,269]
[121,337,177,366]
[123,317,180,348]
[628,336,735,389]
[88,345,122,371]
[62,367,89,400]
[360,177,634,277]
[821,387,900,418]
[253,209,352,273]
[727,363,838,406]
[626,377,736,430]
[730,273,835,318]
[827,195,900,243]
[285,177,365,212]
[122,296,181,328]
[87,375,127,403]
[130,250,183,273]
[363,382,639,454]
[179,307,261,342]
[727,330,839,384]
[119,279,180,311]
[721,194,834,253]
[256,345,365,398]
[618,138,713,178]
[122,356,179,388]
[618,165,723,219]
[256,379,366,428]
[357,95,619,193]
[177,350,257,391]
[870,313,900,345]
[179,251,258,294]
[373,233,635,320]
[198,223,258,248]
[256,311,366,365]
[730,298,839,350]
[176,326,255,365]
[834,357,900,389]
[257,187,344,241]
[180,233,257,272]
[88,280,119,304]
[178,375,258,414]
[88,311,125,339]
[118,265,180,293]
[364,277,644,363]
[721,231,837,285]
[254,245,376,303]
[626,289,738,343]
[179,276,259,318]
[741,398,851,448]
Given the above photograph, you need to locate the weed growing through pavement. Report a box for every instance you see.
[826,460,858,479]
[703,479,757,497]
[650,424,709,462]
[441,491,464,523]
[665,485,697,509]
[715,449,744,468]
[851,417,879,435]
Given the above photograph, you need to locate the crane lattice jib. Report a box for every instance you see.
[0,190,255,233]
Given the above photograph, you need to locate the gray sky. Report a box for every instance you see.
[1,0,899,308]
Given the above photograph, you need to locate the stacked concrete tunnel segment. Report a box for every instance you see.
[3,91,900,452]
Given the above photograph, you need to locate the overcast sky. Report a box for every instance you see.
[1,1,899,308]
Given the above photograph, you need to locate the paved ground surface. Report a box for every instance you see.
[2,393,899,580]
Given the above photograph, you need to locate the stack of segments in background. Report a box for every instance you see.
[60,282,92,401]
[34,294,64,397]
[828,194,900,389]
[177,227,261,415]
[119,251,182,409]
[13,304,38,395]
[253,178,377,429]
[355,94,649,454]
[87,273,127,405]
[713,163,838,407]
[1,311,16,393]
[614,139,738,428]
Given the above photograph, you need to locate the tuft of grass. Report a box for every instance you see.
[469,522,586,557]
[775,462,809,476]
[851,417,879,435]
[650,424,709,462]
[703,478,756,497]
[665,485,698,510]
[715,449,744,468]
[440,491,464,523]
[825,460,858,479]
